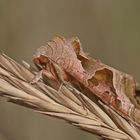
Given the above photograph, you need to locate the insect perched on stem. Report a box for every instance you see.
[33,35,140,126]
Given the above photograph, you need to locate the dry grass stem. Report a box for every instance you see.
[0,54,140,140]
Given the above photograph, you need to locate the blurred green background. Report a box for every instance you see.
[0,1,140,140]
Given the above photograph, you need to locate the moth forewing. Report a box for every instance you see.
[33,35,140,126]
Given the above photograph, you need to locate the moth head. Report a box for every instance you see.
[33,46,50,70]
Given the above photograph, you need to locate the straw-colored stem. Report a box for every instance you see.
[0,54,140,140]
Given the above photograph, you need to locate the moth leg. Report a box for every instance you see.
[30,70,43,84]
[30,69,56,84]
[51,61,69,92]
[52,62,66,82]
[57,81,74,93]
[57,82,64,92]
[77,95,88,115]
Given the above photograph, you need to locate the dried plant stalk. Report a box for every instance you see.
[0,54,140,140]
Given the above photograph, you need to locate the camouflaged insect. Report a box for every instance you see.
[33,35,140,126]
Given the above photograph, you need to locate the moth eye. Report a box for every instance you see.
[33,57,40,65]
[34,61,42,70]
[39,55,49,64]
[33,57,44,70]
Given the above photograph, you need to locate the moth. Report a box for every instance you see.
[33,36,140,125]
